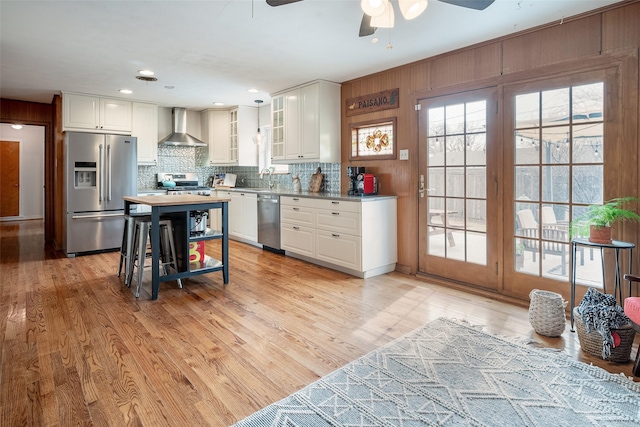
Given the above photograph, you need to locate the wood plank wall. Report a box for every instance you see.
[0,98,55,242]
[341,1,640,281]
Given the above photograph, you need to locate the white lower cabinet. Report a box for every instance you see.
[229,192,257,243]
[280,196,397,278]
[281,224,315,257]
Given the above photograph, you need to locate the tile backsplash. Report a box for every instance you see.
[138,146,341,193]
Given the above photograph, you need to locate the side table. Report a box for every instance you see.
[570,238,634,331]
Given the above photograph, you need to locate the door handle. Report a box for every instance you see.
[107,144,112,201]
[99,144,104,203]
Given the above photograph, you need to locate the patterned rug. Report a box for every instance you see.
[233,318,640,427]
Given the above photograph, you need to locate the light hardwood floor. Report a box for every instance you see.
[1,220,638,426]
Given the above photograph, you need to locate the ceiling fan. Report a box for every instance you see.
[266,0,495,37]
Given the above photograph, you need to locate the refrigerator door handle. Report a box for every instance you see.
[71,213,125,220]
[107,143,112,201]
[99,143,104,203]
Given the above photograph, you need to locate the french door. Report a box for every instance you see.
[418,87,500,290]
[503,70,611,298]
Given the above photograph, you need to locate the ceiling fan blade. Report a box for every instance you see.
[359,13,377,37]
[437,0,495,11]
[266,0,304,6]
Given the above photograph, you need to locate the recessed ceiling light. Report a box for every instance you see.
[248,88,259,93]
[213,102,224,106]
[11,124,23,130]
[119,89,133,94]
[136,75,157,82]
[138,70,155,76]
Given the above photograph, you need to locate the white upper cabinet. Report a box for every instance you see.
[271,80,340,164]
[131,102,158,165]
[271,95,285,161]
[201,109,231,165]
[201,106,257,166]
[63,93,132,133]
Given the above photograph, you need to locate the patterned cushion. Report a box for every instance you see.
[624,297,640,325]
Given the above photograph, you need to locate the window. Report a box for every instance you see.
[350,118,397,160]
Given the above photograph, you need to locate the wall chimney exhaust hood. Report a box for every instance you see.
[158,107,207,147]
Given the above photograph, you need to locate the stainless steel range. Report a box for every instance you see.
[157,172,211,235]
[157,172,212,196]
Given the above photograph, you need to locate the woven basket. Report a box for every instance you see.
[573,308,636,362]
[528,289,567,337]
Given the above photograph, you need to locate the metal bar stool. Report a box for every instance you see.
[128,217,182,298]
[118,214,151,287]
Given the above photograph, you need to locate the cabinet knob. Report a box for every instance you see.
[331,212,340,215]
[332,234,340,238]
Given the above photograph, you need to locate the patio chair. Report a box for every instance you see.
[516,209,583,275]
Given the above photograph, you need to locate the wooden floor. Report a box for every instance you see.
[1,220,638,426]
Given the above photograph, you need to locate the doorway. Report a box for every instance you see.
[417,87,500,290]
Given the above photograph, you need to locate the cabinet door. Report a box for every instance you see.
[243,193,258,242]
[236,106,258,167]
[64,94,99,130]
[132,102,158,165]
[99,98,132,131]
[281,223,315,257]
[206,110,232,165]
[316,230,361,271]
[229,193,243,237]
[300,83,320,159]
[284,89,301,160]
[271,95,286,160]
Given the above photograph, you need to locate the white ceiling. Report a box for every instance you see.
[0,0,623,111]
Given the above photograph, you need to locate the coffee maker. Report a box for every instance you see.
[347,166,366,195]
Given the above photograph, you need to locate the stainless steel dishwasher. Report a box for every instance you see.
[257,194,283,252]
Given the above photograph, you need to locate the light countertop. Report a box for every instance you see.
[213,187,397,202]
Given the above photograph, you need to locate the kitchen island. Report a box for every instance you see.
[123,194,230,300]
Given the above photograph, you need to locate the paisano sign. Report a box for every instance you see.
[346,88,399,117]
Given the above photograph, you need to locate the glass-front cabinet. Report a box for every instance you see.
[271,94,285,160]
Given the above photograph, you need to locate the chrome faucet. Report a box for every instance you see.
[260,167,274,189]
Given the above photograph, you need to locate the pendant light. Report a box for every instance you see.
[361,0,388,17]
[398,0,428,20]
[255,99,263,145]
[370,1,394,28]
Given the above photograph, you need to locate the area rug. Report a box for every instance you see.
[233,317,640,427]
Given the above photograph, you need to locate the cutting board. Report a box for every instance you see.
[309,167,323,192]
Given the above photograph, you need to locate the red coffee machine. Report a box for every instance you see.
[357,173,377,195]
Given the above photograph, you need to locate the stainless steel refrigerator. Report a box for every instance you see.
[63,132,137,256]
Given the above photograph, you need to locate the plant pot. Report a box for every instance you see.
[589,225,612,244]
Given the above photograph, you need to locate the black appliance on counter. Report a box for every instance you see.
[347,166,366,196]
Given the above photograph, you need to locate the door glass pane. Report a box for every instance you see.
[541,88,570,126]
[572,82,603,124]
[542,165,569,203]
[541,126,570,164]
[572,165,603,205]
[446,167,464,197]
[446,135,465,166]
[515,92,540,128]
[466,167,486,199]
[428,137,444,167]
[466,134,486,166]
[515,130,539,165]
[573,123,603,163]
[445,104,464,134]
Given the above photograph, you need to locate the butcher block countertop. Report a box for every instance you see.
[123,194,231,206]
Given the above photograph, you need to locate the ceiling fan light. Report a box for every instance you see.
[399,0,428,20]
[370,2,394,28]
[361,0,388,17]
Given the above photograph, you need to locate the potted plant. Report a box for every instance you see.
[570,197,640,244]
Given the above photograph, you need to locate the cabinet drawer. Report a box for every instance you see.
[281,204,314,226]
[316,199,360,213]
[281,196,316,208]
[281,223,315,257]
[316,210,360,236]
[316,230,361,271]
